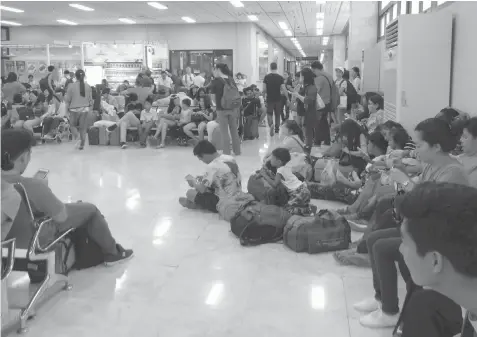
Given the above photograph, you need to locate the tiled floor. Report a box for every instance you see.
[2,129,404,337]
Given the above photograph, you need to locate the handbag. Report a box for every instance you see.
[316,93,326,110]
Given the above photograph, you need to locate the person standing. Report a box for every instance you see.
[193,71,206,88]
[311,61,334,146]
[65,69,93,150]
[351,67,362,93]
[263,62,288,136]
[209,63,241,156]
[2,73,26,104]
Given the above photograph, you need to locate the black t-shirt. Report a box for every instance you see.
[263,73,284,103]
[210,77,234,110]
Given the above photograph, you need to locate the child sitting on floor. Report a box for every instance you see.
[261,147,313,216]
[138,97,157,148]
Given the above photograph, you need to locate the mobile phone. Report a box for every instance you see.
[33,168,49,179]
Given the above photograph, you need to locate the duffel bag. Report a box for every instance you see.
[283,209,351,254]
[247,172,289,207]
[231,202,291,246]
[217,192,255,222]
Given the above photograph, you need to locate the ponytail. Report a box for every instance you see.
[75,69,86,97]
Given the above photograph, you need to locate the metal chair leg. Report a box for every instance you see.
[18,274,51,333]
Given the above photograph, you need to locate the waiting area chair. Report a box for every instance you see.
[1,183,74,334]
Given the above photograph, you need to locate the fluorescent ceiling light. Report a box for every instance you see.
[118,18,136,24]
[147,2,168,10]
[0,20,22,26]
[290,37,297,41]
[316,21,324,29]
[0,5,24,13]
[182,16,196,23]
[284,29,292,36]
[320,53,324,62]
[278,21,288,30]
[316,12,325,20]
[322,37,329,45]
[69,4,94,11]
[230,0,244,7]
[316,1,326,4]
[248,15,258,21]
[316,28,323,35]
[57,19,78,25]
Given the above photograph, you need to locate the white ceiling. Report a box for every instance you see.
[1,1,350,57]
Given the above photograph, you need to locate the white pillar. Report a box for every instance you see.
[80,42,85,69]
[333,36,346,77]
[46,44,50,65]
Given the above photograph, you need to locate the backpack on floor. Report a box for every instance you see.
[217,193,256,222]
[283,210,351,254]
[88,126,100,145]
[108,127,121,146]
[247,172,289,207]
[27,235,76,284]
[220,78,241,110]
[230,202,291,246]
[70,227,104,270]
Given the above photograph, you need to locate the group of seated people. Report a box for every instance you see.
[177,106,477,336]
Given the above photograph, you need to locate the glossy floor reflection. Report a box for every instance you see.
[3,130,405,337]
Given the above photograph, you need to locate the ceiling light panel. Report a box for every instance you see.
[57,19,78,25]
[230,0,244,7]
[284,29,292,36]
[147,2,168,10]
[182,16,196,23]
[278,21,288,30]
[316,28,323,35]
[0,5,24,13]
[248,15,258,21]
[0,20,22,26]
[322,37,329,45]
[118,18,136,24]
[69,4,94,11]
[316,12,325,20]
[316,21,324,29]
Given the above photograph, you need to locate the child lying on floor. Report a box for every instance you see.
[260,147,313,216]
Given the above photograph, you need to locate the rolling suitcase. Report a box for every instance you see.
[98,126,108,145]
[243,116,259,139]
[88,126,100,145]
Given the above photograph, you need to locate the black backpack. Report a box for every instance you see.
[39,75,50,92]
[70,227,104,270]
[343,80,360,107]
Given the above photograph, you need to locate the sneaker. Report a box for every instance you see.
[107,124,118,132]
[353,297,381,313]
[156,143,165,149]
[359,309,399,328]
[179,197,198,210]
[78,145,84,150]
[120,142,127,149]
[104,244,134,266]
[269,127,274,137]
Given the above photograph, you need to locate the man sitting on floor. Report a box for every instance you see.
[179,140,243,213]
[1,128,133,265]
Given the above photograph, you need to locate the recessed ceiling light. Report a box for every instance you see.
[248,15,258,21]
[69,4,94,11]
[230,1,244,7]
[0,20,22,26]
[278,21,288,30]
[0,5,24,13]
[119,18,136,24]
[316,28,323,35]
[284,29,292,36]
[57,19,78,25]
[316,12,325,20]
[182,16,196,23]
[148,2,168,10]
[322,37,329,45]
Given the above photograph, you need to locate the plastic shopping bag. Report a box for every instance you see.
[338,95,347,109]
[320,160,337,186]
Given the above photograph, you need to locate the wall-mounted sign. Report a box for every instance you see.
[295,56,319,61]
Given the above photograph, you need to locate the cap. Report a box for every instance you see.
[335,67,345,74]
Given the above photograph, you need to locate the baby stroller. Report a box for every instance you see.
[41,117,72,144]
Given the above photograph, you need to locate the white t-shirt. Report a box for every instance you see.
[140,109,158,122]
[157,76,173,89]
[353,77,361,93]
[193,75,205,88]
[182,74,195,88]
[277,165,302,191]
